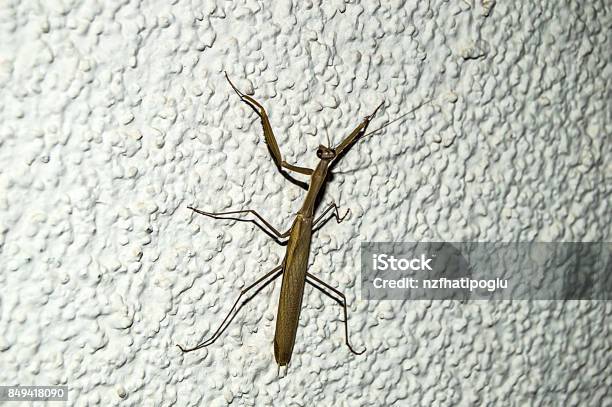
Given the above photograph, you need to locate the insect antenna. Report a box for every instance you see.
[333,98,440,175]
[363,98,434,138]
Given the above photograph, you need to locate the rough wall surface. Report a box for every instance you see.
[0,0,610,405]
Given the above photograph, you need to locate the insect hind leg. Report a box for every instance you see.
[176,264,284,353]
[305,272,366,356]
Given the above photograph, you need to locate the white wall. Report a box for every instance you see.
[0,0,610,405]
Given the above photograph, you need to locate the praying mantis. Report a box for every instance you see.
[177,71,427,368]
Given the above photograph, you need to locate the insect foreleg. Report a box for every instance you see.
[305,272,366,356]
[188,206,290,244]
[177,264,284,353]
[333,101,384,157]
[224,72,313,177]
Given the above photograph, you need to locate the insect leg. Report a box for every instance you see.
[177,264,284,353]
[188,206,291,244]
[305,272,366,356]
[312,202,350,232]
[333,101,385,158]
[224,71,314,177]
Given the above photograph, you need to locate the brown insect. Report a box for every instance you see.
[177,72,425,368]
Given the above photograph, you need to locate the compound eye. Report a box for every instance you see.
[316,148,323,158]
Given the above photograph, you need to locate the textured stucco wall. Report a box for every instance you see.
[1,0,610,406]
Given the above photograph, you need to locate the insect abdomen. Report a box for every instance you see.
[273,217,312,366]
[273,274,306,366]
